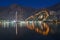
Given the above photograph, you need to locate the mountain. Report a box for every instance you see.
[47,3,60,11]
[0,4,36,20]
[0,3,60,20]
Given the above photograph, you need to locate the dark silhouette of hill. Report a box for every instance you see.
[47,3,60,11]
[0,4,36,20]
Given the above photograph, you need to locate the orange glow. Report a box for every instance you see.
[35,23,49,35]
[41,10,49,19]
[42,23,49,35]
[25,10,50,35]
[26,21,34,30]
[26,21,49,35]
[0,22,1,25]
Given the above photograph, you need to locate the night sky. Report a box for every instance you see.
[0,0,60,8]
